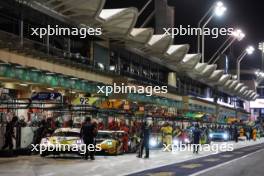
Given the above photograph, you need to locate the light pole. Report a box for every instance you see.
[237,46,255,81]
[209,29,245,64]
[197,1,227,62]
[197,1,226,53]
[197,4,215,53]
[258,42,264,70]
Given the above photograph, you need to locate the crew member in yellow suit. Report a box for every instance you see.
[240,127,244,137]
[252,128,257,141]
[161,122,173,147]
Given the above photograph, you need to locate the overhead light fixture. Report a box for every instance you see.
[232,29,245,41]
[97,62,104,69]
[258,42,264,53]
[214,1,227,17]
[246,46,255,55]
[109,65,115,71]
[47,87,54,91]
[19,83,28,87]
[46,72,56,75]
[255,70,264,77]
[31,69,41,72]
[70,77,78,80]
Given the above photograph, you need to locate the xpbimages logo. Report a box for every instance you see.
[31,144,102,155]
[163,142,234,154]
[97,83,168,96]
[163,25,234,39]
[31,25,102,38]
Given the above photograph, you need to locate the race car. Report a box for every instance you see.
[209,130,229,141]
[39,128,85,157]
[95,130,124,155]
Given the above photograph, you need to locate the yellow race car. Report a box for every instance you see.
[96,130,124,155]
[39,128,85,157]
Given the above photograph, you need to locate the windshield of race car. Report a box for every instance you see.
[97,132,114,139]
[214,130,226,133]
[52,131,80,137]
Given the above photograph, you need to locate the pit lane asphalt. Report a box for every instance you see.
[194,147,264,176]
[128,143,264,176]
[0,141,263,176]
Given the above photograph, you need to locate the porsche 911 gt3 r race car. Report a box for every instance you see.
[96,130,124,155]
[39,128,86,157]
[209,130,229,141]
[39,129,129,156]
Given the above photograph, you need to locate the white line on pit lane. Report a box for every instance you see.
[39,173,55,176]
[189,148,264,176]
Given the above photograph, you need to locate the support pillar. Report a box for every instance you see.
[168,72,177,87]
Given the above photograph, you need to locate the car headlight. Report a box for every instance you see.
[223,133,228,140]
[75,139,83,145]
[41,138,50,145]
[209,134,213,138]
[102,140,113,146]
[107,140,113,146]
[150,138,157,147]
[184,138,190,143]
[173,139,179,145]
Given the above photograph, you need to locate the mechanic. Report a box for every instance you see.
[120,122,129,152]
[98,121,104,130]
[252,128,257,141]
[161,122,173,147]
[32,119,46,146]
[245,127,250,141]
[192,124,201,154]
[1,115,16,150]
[80,117,98,160]
[249,127,253,140]
[239,127,245,138]
[138,121,151,158]
[234,125,239,142]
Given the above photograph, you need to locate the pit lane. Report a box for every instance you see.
[0,139,263,176]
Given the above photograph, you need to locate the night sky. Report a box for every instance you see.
[104,0,264,70]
